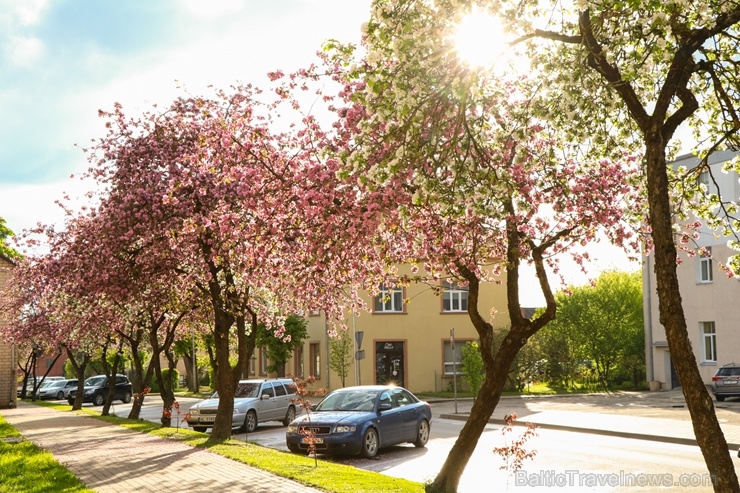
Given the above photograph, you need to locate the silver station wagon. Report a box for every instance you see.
[186,378,298,433]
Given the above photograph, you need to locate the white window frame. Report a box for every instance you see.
[698,169,710,190]
[310,342,321,379]
[374,283,404,313]
[698,247,713,283]
[443,281,469,312]
[443,340,465,375]
[702,321,717,362]
[259,348,267,376]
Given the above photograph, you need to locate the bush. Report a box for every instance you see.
[150,369,180,393]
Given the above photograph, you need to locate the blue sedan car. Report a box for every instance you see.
[285,385,431,458]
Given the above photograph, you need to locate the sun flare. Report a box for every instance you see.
[453,11,508,67]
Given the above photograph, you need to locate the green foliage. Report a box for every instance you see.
[533,271,645,388]
[460,342,484,398]
[329,329,354,387]
[150,368,179,393]
[0,216,22,260]
[257,315,308,375]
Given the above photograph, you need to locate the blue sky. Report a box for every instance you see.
[0,0,371,235]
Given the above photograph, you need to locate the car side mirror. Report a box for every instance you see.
[261,394,270,400]
[379,402,392,412]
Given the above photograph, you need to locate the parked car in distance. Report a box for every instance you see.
[17,376,65,397]
[38,379,79,400]
[67,375,133,406]
[186,378,297,433]
[285,385,432,458]
[711,363,740,401]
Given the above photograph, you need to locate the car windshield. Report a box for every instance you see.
[210,382,262,400]
[315,390,377,412]
[47,381,65,388]
[84,376,107,386]
[235,382,261,398]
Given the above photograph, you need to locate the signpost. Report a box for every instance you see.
[451,327,458,413]
[355,331,364,386]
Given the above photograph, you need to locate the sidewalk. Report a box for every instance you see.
[0,402,323,493]
[434,389,740,451]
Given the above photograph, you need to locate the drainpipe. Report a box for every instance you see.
[10,343,16,408]
[643,253,654,382]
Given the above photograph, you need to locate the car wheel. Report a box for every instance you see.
[122,391,132,404]
[244,410,258,433]
[414,419,430,448]
[192,426,207,433]
[716,395,726,402]
[360,428,379,458]
[56,391,64,400]
[283,405,296,426]
[93,394,105,406]
[67,398,74,406]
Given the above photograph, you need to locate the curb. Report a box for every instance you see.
[438,412,740,452]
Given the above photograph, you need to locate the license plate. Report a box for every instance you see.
[200,416,216,422]
[723,380,738,385]
[302,437,324,444]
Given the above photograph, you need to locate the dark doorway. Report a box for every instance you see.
[670,355,680,389]
[375,341,405,387]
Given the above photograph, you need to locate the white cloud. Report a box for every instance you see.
[5,34,44,67]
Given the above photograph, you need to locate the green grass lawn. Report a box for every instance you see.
[12,400,426,493]
[0,415,95,493]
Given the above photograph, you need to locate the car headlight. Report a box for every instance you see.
[189,409,200,416]
[334,425,356,433]
[287,425,298,433]
[84,390,94,395]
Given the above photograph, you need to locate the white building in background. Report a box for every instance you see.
[644,150,740,390]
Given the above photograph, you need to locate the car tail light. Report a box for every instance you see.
[712,376,722,381]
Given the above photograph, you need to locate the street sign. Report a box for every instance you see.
[355,349,365,360]
[355,331,364,349]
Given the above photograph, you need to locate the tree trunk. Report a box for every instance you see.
[644,140,739,492]
[182,352,197,392]
[210,307,237,441]
[65,348,89,411]
[429,333,527,492]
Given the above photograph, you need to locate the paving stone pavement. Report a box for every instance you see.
[0,402,323,493]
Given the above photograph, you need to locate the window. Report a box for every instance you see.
[698,169,710,190]
[702,322,717,362]
[310,342,321,379]
[259,348,267,376]
[374,283,404,313]
[443,281,469,312]
[249,354,256,375]
[698,247,713,283]
[274,382,287,396]
[261,382,275,398]
[294,345,304,378]
[443,340,465,375]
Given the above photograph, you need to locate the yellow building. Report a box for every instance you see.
[276,268,509,394]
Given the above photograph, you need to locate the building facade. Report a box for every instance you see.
[248,265,511,394]
[644,150,740,389]
[0,254,17,408]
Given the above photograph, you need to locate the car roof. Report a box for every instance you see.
[330,385,407,392]
[237,378,293,384]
